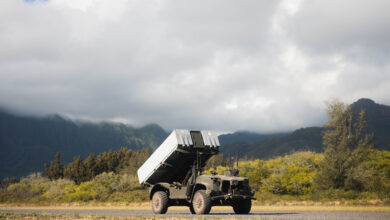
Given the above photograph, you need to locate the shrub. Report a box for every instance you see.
[261,152,320,195]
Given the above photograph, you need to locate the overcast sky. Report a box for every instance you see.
[0,0,390,133]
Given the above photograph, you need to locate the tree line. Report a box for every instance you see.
[44,147,150,184]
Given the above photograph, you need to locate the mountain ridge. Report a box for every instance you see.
[0,110,168,179]
[0,98,389,179]
[220,98,390,158]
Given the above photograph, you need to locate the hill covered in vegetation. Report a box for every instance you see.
[0,111,167,179]
[220,98,390,159]
[220,127,324,159]
[1,98,389,179]
[1,100,389,205]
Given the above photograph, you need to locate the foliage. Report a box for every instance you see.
[0,172,147,203]
[206,152,322,196]
[2,99,390,204]
[0,176,18,190]
[1,147,150,203]
[206,149,389,202]
[262,152,321,195]
[44,152,64,181]
[64,156,88,184]
[364,150,390,200]
[1,149,389,204]
[315,101,374,191]
[44,147,150,185]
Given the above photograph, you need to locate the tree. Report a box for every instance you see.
[84,153,97,181]
[44,152,64,180]
[0,176,18,189]
[64,156,87,184]
[315,101,373,190]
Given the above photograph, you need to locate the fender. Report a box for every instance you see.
[149,183,170,199]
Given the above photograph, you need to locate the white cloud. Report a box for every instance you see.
[0,0,389,133]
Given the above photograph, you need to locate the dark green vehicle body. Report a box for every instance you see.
[142,130,255,214]
[149,170,254,207]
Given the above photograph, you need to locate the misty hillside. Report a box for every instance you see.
[220,98,390,159]
[220,127,324,159]
[1,98,389,179]
[351,98,390,150]
[219,131,287,145]
[0,111,167,179]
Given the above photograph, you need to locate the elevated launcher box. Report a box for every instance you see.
[137,130,220,185]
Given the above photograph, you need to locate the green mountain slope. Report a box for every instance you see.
[219,131,287,145]
[351,98,390,150]
[220,127,324,159]
[220,98,390,159]
[0,98,388,179]
[0,111,167,179]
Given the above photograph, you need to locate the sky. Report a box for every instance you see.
[0,0,390,133]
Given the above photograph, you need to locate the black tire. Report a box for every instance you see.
[233,199,251,214]
[191,190,212,214]
[189,205,195,214]
[152,191,169,214]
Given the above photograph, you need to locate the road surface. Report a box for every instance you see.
[1,208,390,219]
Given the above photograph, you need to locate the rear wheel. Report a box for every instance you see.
[233,199,251,214]
[152,191,169,214]
[192,190,211,214]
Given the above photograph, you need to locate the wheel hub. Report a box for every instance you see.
[195,197,203,209]
[153,196,161,209]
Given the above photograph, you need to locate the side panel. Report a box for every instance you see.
[169,186,188,199]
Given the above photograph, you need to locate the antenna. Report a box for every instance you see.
[229,154,233,171]
[199,151,202,175]
[197,150,200,170]
[236,152,239,170]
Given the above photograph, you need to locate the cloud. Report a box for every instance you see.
[284,0,390,55]
[0,0,389,133]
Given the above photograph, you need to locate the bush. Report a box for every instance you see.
[1,171,148,203]
[261,152,321,195]
[42,178,75,201]
[6,173,49,202]
[1,149,388,204]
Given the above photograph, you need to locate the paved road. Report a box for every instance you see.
[1,208,390,219]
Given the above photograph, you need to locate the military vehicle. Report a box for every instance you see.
[137,129,255,214]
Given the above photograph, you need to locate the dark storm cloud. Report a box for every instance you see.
[0,0,389,132]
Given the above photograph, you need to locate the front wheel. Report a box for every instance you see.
[191,190,211,214]
[152,191,169,214]
[233,199,251,214]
